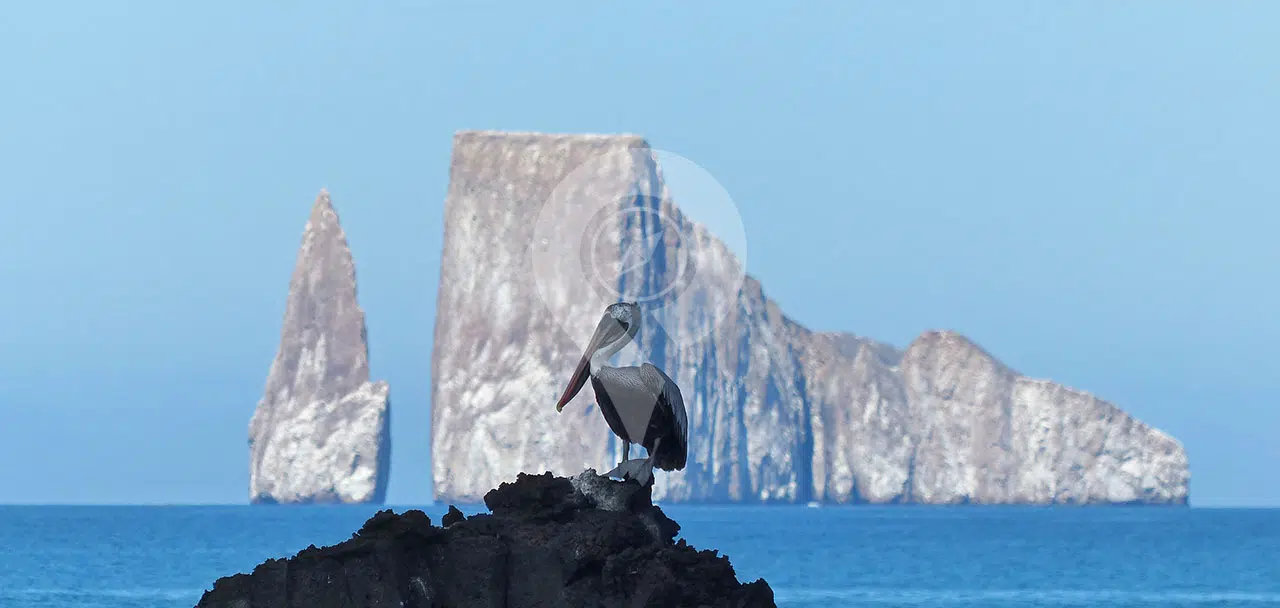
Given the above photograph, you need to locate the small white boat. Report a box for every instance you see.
[806,501,821,508]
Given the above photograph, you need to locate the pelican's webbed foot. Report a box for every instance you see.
[631,437,661,487]
[632,459,655,486]
[605,458,648,481]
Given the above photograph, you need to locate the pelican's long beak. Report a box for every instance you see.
[555,315,624,412]
[555,350,591,412]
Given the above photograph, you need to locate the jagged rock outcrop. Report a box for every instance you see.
[195,471,775,608]
[797,329,1188,504]
[430,130,1189,505]
[248,189,391,504]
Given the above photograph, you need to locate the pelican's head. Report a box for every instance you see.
[555,301,641,412]
[603,301,641,342]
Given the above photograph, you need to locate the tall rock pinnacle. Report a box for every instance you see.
[248,189,391,504]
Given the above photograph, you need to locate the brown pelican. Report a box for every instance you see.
[555,302,688,486]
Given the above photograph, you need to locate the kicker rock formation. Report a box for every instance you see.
[430,130,1189,505]
[248,190,391,504]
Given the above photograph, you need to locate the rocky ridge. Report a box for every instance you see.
[430,130,1189,505]
[196,470,775,608]
[248,189,391,504]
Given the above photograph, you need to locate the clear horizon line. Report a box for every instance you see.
[0,501,1275,509]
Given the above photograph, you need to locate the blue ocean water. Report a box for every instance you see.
[0,504,1276,608]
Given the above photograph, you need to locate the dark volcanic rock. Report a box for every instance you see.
[196,470,774,608]
[441,505,465,527]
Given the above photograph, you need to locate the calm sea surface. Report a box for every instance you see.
[0,504,1276,607]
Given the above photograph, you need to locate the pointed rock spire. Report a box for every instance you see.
[248,189,391,504]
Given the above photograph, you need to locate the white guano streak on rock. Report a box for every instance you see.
[248,190,391,504]
[430,131,1190,505]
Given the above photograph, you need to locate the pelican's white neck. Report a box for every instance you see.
[589,334,629,374]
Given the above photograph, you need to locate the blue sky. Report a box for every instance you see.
[0,3,1276,506]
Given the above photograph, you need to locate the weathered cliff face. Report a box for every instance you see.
[799,329,913,504]
[431,132,654,502]
[249,190,391,504]
[800,330,1188,505]
[430,130,1189,505]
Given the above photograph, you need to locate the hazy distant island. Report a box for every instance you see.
[247,190,392,505]
[430,130,1190,506]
